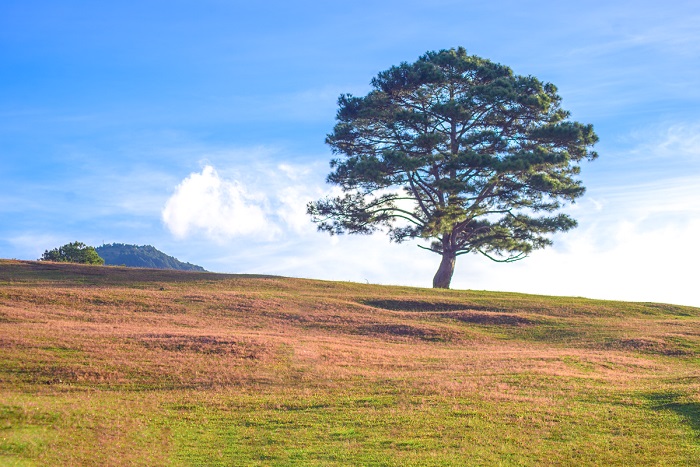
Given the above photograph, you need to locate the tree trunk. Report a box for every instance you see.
[432,252,456,289]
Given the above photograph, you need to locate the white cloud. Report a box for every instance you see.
[162,165,276,242]
[442,160,700,307]
[625,14,700,57]
[275,186,315,234]
[162,160,330,242]
[632,123,700,161]
[450,214,700,307]
[559,4,700,59]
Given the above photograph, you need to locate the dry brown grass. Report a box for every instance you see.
[2,259,700,465]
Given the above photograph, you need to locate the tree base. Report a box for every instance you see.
[432,254,456,289]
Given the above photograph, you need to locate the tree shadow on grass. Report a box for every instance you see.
[355,323,447,341]
[362,299,505,313]
[646,392,700,434]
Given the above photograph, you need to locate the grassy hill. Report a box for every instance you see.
[1,259,699,465]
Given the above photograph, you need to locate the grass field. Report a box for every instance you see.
[1,259,699,465]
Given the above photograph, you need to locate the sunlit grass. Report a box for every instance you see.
[1,259,699,465]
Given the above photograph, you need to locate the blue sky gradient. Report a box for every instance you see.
[2,1,699,305]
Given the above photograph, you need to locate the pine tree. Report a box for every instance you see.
[308,47,598,288]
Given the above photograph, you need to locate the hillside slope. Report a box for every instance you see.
[95,243,206,271]
[1,259,699,465]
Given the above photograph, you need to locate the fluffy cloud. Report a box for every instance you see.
[161,162,328,242]
[162,165,276,241]
[447,172,700,307]
[490,216,699,307]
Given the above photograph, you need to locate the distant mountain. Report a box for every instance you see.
[95,243,207,272]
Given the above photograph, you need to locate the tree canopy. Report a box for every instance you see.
[308,47,598,288]
[40,241,105,265]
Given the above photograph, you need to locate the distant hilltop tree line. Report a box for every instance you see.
[39,242,206,272]
[96,243,206,271]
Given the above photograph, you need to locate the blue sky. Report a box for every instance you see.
[2,1,699,306]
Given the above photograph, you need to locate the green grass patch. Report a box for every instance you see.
[2,260,700,465]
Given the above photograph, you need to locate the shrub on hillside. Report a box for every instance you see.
[40,241,105,265]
